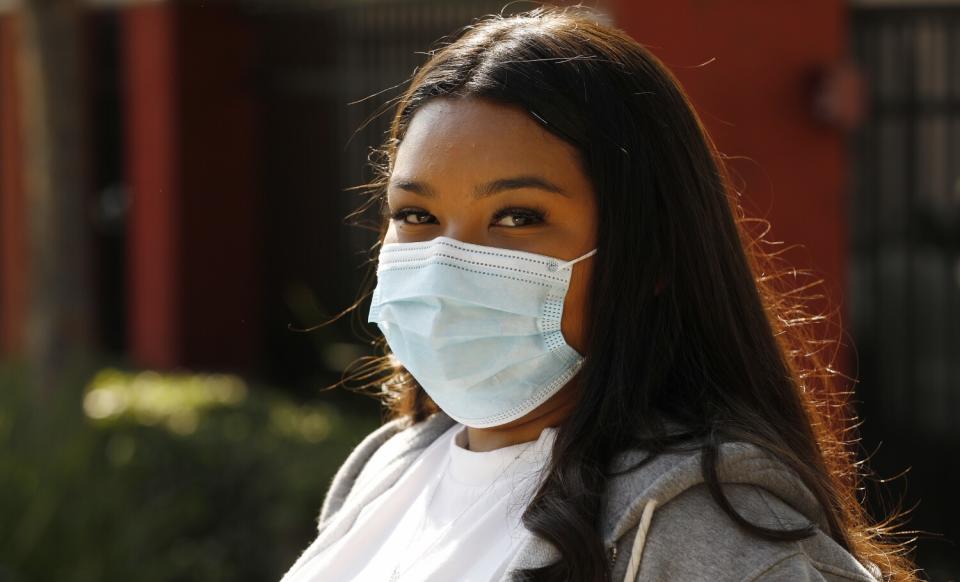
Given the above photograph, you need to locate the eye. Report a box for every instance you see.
[390,207,437,225]
[491,206,547,228]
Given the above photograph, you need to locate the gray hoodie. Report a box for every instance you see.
[281,410,882,582]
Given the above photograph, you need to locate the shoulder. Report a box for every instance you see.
[315,415,409,526]
[603,439,880,582]
[627,482,878,581]
[316,411,457,528]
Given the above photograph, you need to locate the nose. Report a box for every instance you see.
[437,219,488,247]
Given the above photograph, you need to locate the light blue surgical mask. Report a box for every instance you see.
[368,236,597,428]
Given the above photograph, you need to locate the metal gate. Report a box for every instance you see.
[850,5,960,440]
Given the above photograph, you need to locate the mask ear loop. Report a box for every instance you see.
[546,248,598,272]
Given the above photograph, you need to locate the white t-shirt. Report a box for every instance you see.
[287,422,557,582]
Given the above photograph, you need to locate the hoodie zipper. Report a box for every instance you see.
[608,544,618,567]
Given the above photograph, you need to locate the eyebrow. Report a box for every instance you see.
[388,174,569,199]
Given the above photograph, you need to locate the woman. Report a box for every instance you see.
[281,5,917,581]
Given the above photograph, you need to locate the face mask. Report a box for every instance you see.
[368,236,597,428]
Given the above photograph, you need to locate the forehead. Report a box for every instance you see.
[393,97,587,184]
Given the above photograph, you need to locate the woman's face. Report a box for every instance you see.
[384,97,599,354]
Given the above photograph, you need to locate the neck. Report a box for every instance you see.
[464,377,581,452]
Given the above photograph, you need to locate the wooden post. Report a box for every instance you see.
[122,2,182,369]
[13,0,94,391]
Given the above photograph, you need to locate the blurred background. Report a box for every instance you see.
[0,0,957,580]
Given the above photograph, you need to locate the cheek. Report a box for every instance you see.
[383,221,398,245]
[560,263,592,355]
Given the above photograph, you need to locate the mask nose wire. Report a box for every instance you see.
[547,248,598,272]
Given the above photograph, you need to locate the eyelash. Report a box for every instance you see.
[492,205,549,227]
[388,205,548,227]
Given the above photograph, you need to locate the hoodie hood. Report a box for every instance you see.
[596,438,834,581]
[601,437,830,543]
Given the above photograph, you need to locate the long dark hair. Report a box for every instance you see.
[334,4,917,581]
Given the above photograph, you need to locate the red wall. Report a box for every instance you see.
[5,1,850,380]
[177,2,261,371]
[122,2,260,371]
[611,0,853,378]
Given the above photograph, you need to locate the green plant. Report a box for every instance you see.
[0,362,381,582]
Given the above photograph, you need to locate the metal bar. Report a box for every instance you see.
[947,12,959,433]
[904,17,919,431]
